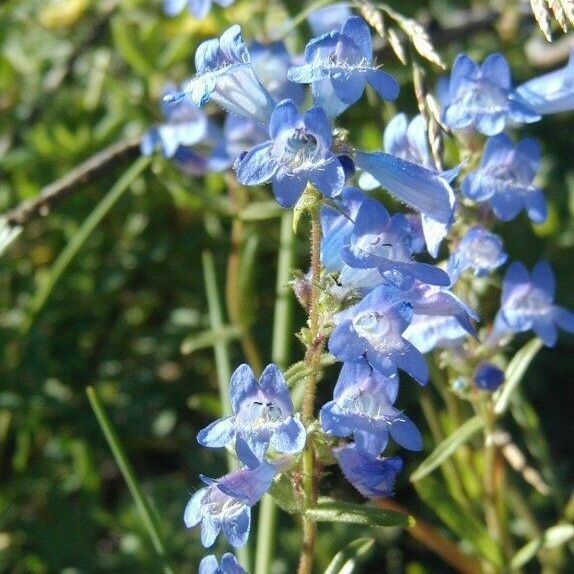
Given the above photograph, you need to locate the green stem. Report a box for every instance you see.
[297,207,324,574]
[481,397,508,569]
[202,251,250,570]
[255,210,295,574]
[86,386,174,574]
[419,392,474,514]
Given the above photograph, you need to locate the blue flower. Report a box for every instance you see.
[179,25,276,123]
[142,87,209,157]
[164,0,235,19]
[288,17,399,118]
[199,554,246,574]
[328,285,429,384]
[235,99,346,207]
[354,151,456,227]
[448,226,507,280]
[308,3,353,35]
[223,115,268,159]
[341,197,451,288]
[383,113,433,168]
[514,52,574,115]
[250,41,306,105]
[493,261,574,347]
[403,314,470,353]
[184,462,275,547]
[197,363,305,468]
[474,362,504,392]
[462,134,547,224]
[321,187,366,273]
[380,113,459,257]
[442,53,540,135]
[321,359,422,454]
[142,86,232,175]
[334,444,403,499]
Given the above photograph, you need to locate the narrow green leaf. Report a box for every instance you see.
[410,416,483,482]
[511,524,574,570]
[306,498,413,528]
[495,338,543,415]
[415,476,503,567]
[324,537,375,574]
[202,252,234,456]
[268,473,305,515]
[86,386,174,574]
[20,156,151,336]
[238,200,283,221]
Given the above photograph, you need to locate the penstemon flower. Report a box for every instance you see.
[448,226,507,280]
[328,285,429,384]
[462,134,547,224]
[320,186,366,273]
[492,261,574,346]
[514,52,574,115]
[334,444,404,499]
[184,462,276,548]
[340,197,451,288]
[180,25,277,124]
[234,99,346,206]
[250,41,306,105]
[197,363,305,468]
[199,553,246,574]
[353,151,456,227]
[288,16,399,118]
[164,0,235,19]
[442,53,540,135]
[320,359,422,454]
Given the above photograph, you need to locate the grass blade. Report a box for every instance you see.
[20,156,151,336]
[410,416,484,482]
[86,386,174,574]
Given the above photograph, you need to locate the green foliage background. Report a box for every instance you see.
[0,0,573,572]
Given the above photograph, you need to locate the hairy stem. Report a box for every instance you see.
[297,206,324,574]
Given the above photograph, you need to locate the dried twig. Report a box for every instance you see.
[4,136,142,229]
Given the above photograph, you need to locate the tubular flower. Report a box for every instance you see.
[514,52,574,115]
[442,53,540,135]
[199,554,247,574]
[334,444,403,499]
[197,363,305,468]
[354,151,456,226]
[235,99,346,206]
[164,0,235,19]
[184,462,275,548]
[448,226,507,280]
[288,16,399,118]
[320,359,422,454]
[340,197,451,288]
[493,261,574,347]
[328,285,429,384]
[321,187,366,273]
[179,25,276,124]
[462,134,547,224]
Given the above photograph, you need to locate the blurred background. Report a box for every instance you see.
[0,0,572,572]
